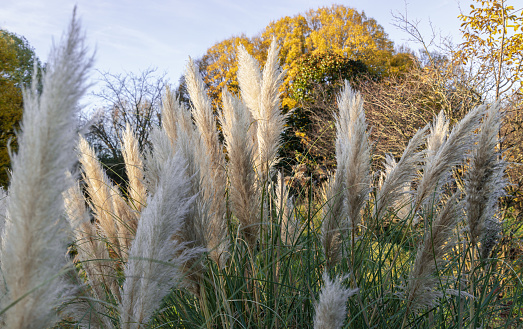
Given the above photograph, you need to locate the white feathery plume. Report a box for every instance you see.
[415,104,487,209]
[256,39,287,179]
[375,126,428,218]
[143,127,174,195]
[63,177,117,328]
[161,86,194,145]
[0,187,7,298]
[0,12,92,328]
[220,90,260,246]
[78,137,122,259]
[0,187,7,236]
[405,194,461,311]
[185,58,228,266]
[464,102,505,255]
[426,111,449,163]
[313,272,358,329]
[119,152,203,328]
[122,123,147,212]
[237,44,262,118]
[145,124,206,295]
[236,43,261,159]
[335,81,371,231]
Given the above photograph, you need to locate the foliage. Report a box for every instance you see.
[0,30,43,188]
[455,0,523,220]
[281,51,370,176]
[181,4,408,112]
[456,0,523,99]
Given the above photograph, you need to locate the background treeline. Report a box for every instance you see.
[1,2,522,255]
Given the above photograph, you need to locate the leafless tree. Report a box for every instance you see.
[88,67,168,160]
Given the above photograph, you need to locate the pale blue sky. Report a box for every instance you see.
[1,0,472,91]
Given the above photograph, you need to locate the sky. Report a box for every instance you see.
[1,0,474,99]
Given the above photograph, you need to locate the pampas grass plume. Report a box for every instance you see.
[220,90,260,246]
[119,152,203,328]
[122,123,147,211]
[464,102,505,254]
[0,11,92,328]
[335,81,371,229]
[406,194,460,311]
[313,272,358,329]
[415,105,486,208]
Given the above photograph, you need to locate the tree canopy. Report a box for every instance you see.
[0,30,43,187]
[187,5,410,111]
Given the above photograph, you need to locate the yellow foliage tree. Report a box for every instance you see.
[199,35,256,110]
[191,5,403,111]
[457,0,523,99]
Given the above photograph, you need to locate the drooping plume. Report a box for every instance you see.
[405,194,461,311]
[415,105,486,209]
[375,125,428,218]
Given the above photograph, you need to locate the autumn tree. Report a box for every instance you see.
[282,51,370,174]
[0,30,43,187]
[456,0,523,213]
[186,5,409,112]
[457,0,523,99]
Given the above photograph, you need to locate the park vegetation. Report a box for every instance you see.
[0,1,522,328]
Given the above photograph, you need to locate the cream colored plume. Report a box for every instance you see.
[0,12,92,328]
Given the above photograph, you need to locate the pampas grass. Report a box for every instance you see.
[322,81,371,266]
[63,178,117,328]
[0,187,7,233]
[464,103,505,253]
[1,12,517,329]
[404,193,461,313]
[375,126,428,218]
[0,11,92,328]
[415,105,486,209]
[313,272,358,329]
[220,90,260,247]
[335,81,371,232]
[237,39,286,180]
[122,123,147,212]
[185,58,228,266]
[78,137,122,259]
[119,152,203,328]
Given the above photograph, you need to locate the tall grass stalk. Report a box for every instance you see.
[0,11,92,328]
[120,152,203,328]
[185,58,228,267]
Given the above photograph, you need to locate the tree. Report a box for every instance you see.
[282,51,370,174]
[0,30,43,188]
[457,0,523,99]
[187,5,408,113]
[199,35,254,109]
[87,68,168,184]
[455,0,523,214]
